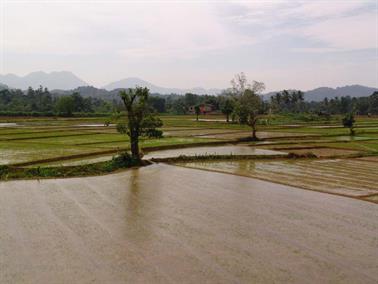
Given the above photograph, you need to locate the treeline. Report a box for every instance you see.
[269,90,378,115]
[161,91,378,116]
[0,86,112,116]
[0,86,377,117]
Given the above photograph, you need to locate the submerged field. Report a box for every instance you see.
[1,165,377,283]
[1,116,377,283]
[178,157,378,201]
[0,115,377,202]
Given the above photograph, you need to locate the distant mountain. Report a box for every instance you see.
[103,77,222,95]
[0,71,88,90]
[264,85,377,102]
[0,83,8,90]
[304,85,377,101]
[2,71,376,100]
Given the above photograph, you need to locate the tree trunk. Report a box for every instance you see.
[196,114,199,121]
[252,127,257,140]
[226,114,229,123]
[350,127,355,136]
[251,117,258,140]
[130,131,140,160]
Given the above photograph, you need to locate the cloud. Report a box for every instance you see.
[296,11,377,50]
[1,0,376,89]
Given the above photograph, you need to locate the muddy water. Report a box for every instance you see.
[144,144,285,159]
[0,123,18,127]
[34,155,116,167]
[178,159,378,197]
[0,164,377,283]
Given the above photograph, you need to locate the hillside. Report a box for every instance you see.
[264,85,377,102]
[0,71,88,90]
[103,77,221,95]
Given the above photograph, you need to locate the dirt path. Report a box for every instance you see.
[0,164,377,283]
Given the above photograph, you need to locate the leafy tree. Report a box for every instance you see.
[149,96,166,113]
[270,90,304,113]
[170,97,187,114]
[56,96,75,116]
[184,93,198,107]
[231,73,265,140]
[118,87,163,160]
[234,89,263,140]
[369,91,378,115]
[72,92,85,112]
[194,105,201,121]
[342,112,356,136]
[220,97,234,122]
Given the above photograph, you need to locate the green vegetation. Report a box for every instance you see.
[1,82,377,120]
[118,87,163,159]
[1,108,378,180]
[0,152,146,180]
[0,87,112,116]
[342,112,356,136]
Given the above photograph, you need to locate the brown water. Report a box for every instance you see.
[0,164,377,283]
[178,159,378,197]
[144,144,285,159]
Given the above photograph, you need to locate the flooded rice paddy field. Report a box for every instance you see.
[1,116,377,166]
[0,164,377,283]
[178,157,378,200]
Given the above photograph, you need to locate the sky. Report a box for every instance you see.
[0,0,377,91]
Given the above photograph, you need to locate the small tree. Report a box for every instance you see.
[342,112,355,136]
[235,89,263,140]
[118,87,163,160]
[194,105,201,121]
[231,73,265,140]
[56,96,74,116]
[220,98,234,122]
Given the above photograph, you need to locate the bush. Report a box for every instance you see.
[106,152,140,171]
[0,165,9,176]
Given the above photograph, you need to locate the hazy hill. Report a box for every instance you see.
[0,71,88,90]
[1,71,376,100]
[103,77,221,95]
[0,83,8,90]
[304,85,377,101]
[264,85,377,102]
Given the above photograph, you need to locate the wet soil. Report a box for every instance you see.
[178,158,378,198]
[144,145,285,159]
[199,131,317,140]
[0,164,377,283]
[279,147,359,157]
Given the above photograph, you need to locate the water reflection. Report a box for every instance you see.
[123,167,161,242]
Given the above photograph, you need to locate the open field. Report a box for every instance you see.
[1,115,377,203]
[1,115,378,166]
[0,165,377,284]
[1,115,377,283]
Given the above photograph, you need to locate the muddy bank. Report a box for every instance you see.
[0,164,377,283]
[144,144,285,159]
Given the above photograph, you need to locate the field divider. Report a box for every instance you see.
[9,148,128,167]
[0,132,104,142]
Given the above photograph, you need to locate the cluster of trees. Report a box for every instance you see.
[310,94,378,116]
[270,90,305,113]
[1,84,377,119]
[0,87,112,116]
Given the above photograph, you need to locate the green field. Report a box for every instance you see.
[1,114,377,203]
[1,115,378,166]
